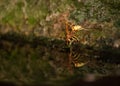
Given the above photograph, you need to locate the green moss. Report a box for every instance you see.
[27,16,37,25]
[2,11,15,23]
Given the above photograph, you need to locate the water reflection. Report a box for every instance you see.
[0,39,120,85]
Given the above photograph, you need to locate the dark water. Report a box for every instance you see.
[0,36,120,86]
